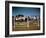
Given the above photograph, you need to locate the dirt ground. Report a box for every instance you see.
[12,20,40,31]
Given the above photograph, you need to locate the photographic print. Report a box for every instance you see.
[12,7,40,31]
[5,1,45,37]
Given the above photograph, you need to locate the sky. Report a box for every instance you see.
[12,7,40,16]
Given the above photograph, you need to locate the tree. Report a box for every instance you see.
[16,14,24,17]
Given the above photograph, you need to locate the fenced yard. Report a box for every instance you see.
[12,20,40,31]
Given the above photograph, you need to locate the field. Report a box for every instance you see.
[12,17,40,31]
